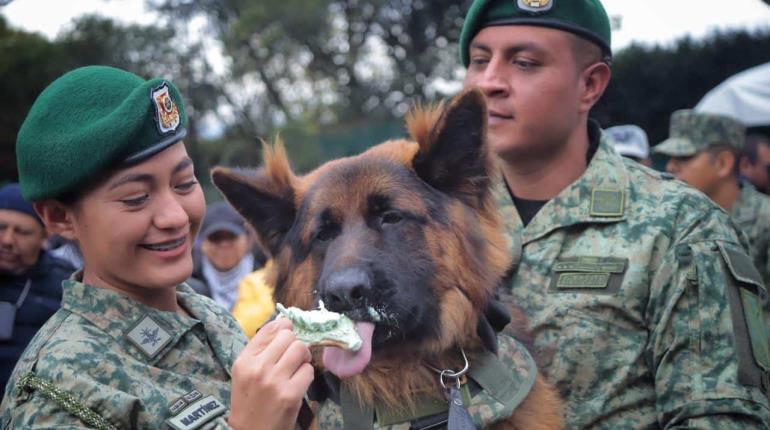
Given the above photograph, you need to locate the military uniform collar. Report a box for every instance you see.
[61,275,202,365]
[494,121,629,247]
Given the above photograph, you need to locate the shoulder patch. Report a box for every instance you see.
[590,188,624,217]
[718,243,764,290]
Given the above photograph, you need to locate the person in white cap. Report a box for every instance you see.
[605,124,652,167]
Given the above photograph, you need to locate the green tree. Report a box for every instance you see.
[0,16,69,182]
[594,29,770,146]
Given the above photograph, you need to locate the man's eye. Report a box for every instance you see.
[513,59,536,69]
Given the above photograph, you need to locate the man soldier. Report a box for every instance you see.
[656,110,770,288]
[740,134,770,195]
[459,0,770,427]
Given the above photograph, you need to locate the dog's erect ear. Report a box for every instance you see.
[211,144,297,257]
[409,89,490,206]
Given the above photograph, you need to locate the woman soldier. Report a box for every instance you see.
[0,66,313,429]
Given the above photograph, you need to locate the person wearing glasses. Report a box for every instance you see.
[656,110,770,288]
[0,66,312,429]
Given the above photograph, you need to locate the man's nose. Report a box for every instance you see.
[474,61,510,98]
[0,228,15,245]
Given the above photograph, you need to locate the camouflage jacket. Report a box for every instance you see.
[314,334,537,429]
[495,125,770,429]
[0,278,247,430]
[730,182,770,288]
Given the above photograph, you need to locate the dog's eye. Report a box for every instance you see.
[381,211,403,225]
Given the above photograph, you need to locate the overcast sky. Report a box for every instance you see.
[3,0,770,50]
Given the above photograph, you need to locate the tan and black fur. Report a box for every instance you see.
[212,89,562,429]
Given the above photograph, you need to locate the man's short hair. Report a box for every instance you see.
[706,143,740,177]
[569,34,604,71]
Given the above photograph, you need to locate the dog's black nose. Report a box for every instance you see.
[322,267,372,312]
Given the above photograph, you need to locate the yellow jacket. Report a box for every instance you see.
[231,261,275,338]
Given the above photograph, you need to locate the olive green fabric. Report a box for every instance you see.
[654,109,746,157]
[459,0,612,67]
[16,65,188,201]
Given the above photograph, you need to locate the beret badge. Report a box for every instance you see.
[151,82,181,134]
[517,0,553,13]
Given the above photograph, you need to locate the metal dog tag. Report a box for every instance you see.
[446,386,476,430]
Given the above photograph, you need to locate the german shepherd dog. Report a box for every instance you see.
[212,89,562,429]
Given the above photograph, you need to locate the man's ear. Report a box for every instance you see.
[211,144,297,257]
[714,149,737,179]
[578,62,611,114]
[34,201,75,240]
[409,88,490,208]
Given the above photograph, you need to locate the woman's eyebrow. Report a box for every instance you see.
[108,158,194,191]
[173,157,193,175]
[108,173,153,191]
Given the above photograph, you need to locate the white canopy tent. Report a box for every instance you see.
[695,62,770,127]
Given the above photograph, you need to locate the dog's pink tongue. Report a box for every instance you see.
[322,322,374,379]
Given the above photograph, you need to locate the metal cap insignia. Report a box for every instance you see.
[517,0,553,13]
[151,82,181,135]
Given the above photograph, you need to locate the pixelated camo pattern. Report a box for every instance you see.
[731,183,770,289]
[492,128,770,428]
[315,335,536,429]
[0,280,246,429]
[669,109,746,150]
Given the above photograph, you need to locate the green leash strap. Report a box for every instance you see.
[341,383,374,430]
[468,347,537,417]
[17,372,118,430]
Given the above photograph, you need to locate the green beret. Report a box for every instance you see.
[17,65,188,201]
[653,110,746,158]
[459,0,612,67]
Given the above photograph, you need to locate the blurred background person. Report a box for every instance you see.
[0,183,73,390]
[655,110,770,286]
[605,124,652,167]
[739,134,770,195]
[231,259,275,338]
[46,234,83,270]
[190,201,266,311]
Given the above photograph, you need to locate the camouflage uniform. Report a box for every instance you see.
[495,123,770,429]
[0,277,247,429]
[730,182,770,288]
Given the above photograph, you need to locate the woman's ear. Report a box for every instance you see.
[34,200,76,240]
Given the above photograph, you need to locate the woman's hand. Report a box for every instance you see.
[228,318,314,430]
